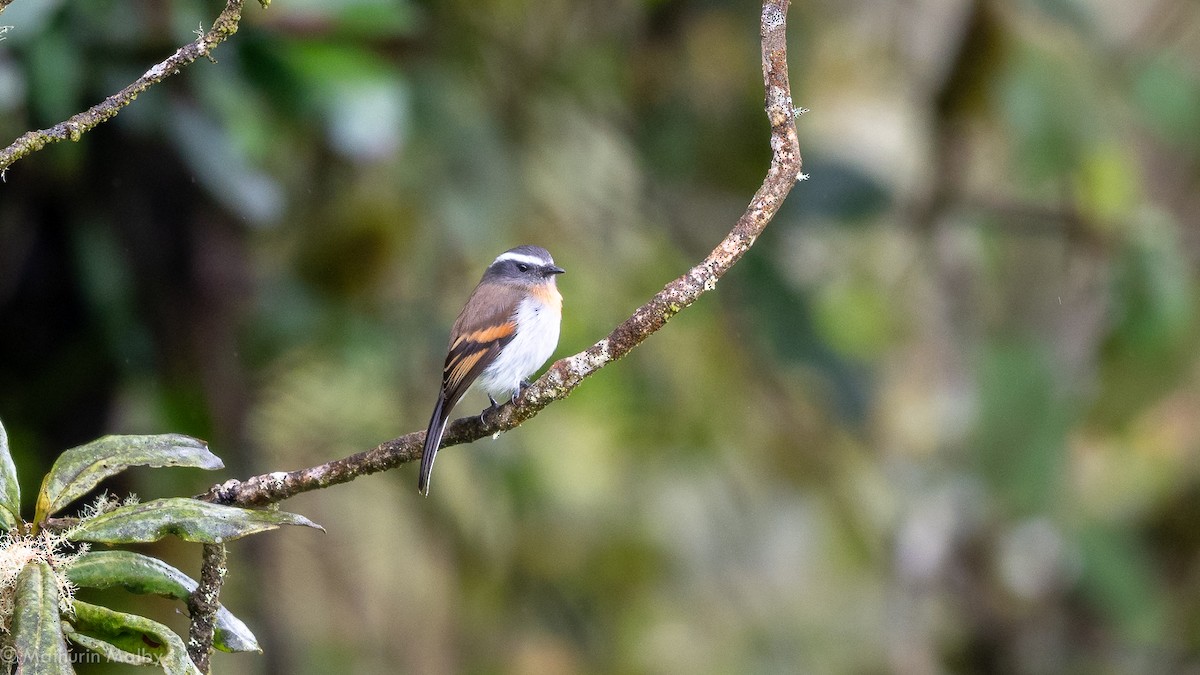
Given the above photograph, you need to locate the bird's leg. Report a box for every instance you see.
[509,378,536,404]
[479,394,501,424]
[510,379,532,405]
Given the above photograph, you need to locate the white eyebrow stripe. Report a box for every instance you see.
[492,252,548,267]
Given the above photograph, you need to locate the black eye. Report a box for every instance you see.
[516,263,530,272]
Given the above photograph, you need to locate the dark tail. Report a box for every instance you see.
[418,396,450,496]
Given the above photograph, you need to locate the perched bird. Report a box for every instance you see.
[418,245,565,496]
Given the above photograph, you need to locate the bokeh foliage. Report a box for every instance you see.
[3,0,1200,672]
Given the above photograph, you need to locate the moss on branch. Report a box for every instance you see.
[0,0,250,176]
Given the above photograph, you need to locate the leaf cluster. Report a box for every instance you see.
[0,420,319,673]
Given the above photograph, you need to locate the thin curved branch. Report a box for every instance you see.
[0,0,255,176]
[202,0,803,508]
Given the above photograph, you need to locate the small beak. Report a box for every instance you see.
[545,265,566,276]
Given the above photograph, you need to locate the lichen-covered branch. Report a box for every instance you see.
[0,0,254,176]
[202,0,803,509]
[186,543,228,673]
[0,1,14,16]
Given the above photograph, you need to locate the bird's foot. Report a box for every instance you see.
[479,394,501,423]
[510,379,534,405]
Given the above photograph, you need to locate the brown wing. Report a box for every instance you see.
[440,282,523,407]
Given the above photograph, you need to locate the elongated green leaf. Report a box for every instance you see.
[12,561,72,674]
[64,629,157,668]
[0,418,20,529]
[70,600,201,675]
[67,497,322,545]
[35,434,222,522]
[68,550,260,652]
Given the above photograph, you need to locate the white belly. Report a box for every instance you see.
[477,295,561,397]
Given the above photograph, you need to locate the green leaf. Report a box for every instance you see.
[70,600,201,674]
[68,550,260,652]
[67,497,322,545]
[0,418,20,530]
[12,561,72,674]
[35,434,222,523]
[63,629,156,668]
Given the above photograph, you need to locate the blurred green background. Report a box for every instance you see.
[3,0,1200,672]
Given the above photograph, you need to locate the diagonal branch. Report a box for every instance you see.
[202,0,802,508]
[0,0,257,176]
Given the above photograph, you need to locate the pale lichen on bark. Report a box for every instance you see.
[186,542,228,673]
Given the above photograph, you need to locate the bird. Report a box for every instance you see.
[418,245,565,496]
